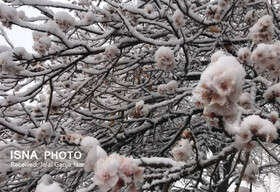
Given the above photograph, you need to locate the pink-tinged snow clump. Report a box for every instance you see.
[157,80,177,95]
[243,163,259,183]
[172,10,185,28]
[32,32,52,55]
[263,83,280,101]
[0,51,22,74]
[81,136,107,172]
[237,47,251,65]
[238,92,252,110]
[35,174,64,192]
[93,154,144,192]
[192,54,245,127]
[236,115,278,150]
[210,50,225,63]
[54,11,75,32]
[245,10,259,25]
[35,122,53,143]
[218,0,233,9]
[0,3,17,28]
[251,41,280,77]
[131,100,149,118]
[249,15,274,44]
[205,5,223,21]
[105,45,120,60]
[171,139,192,161]
[155,46,176,71]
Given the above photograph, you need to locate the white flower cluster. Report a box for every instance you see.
[0,3,17,28]
[35,122,53,143]
[131,100,149,118]
[243,163,259,183]
[237,47,251,65]
[171,139,192,161]
[93,154,144,192]
[0,51,22,74]
[205,4,222,21]
[245,10,259,24]
[54,11,75,32]
[249,15,274,44]
[251,41,280,77]
[236,115,278,150]
[263,83,280,101]
[157,80,177,95]
[172,10,185,28]
[192,54,245,127]
[238,92,252,109]
[155,46,176,71]
[105,45,120,60]
[32,32,52,55]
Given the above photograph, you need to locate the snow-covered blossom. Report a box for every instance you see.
[35,122,53,143]
[13,47,32,60]
[237,47,251,65]
[192,54,245,126]
[0,51,22,74]
[270,111,278,124]
[243,163,259,183]
[205,5,223,21]
[237,0,249,7]
[157,80,177,95]
[249,15,274,44]
[238,92,252,109]
[251,42,280,77]
[105,45,119,60]
[93,154,144,192]
[78,0,91,6]
[80,136,100,153]
[172,139,192,161]
[155,46,176,71]
[131,100,149,118]
[172,10,185,28]
[33,35,52,55]
[0,3,17,28]
[239,115,278,143]
[263,83,280,101]
[35,174,64,192]
[82,11,95,25]
[62,133,83,145]
[84,145,107,172]
[54,11,75,32]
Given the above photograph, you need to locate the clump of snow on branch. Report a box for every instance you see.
[172,10,185,28]
[0,3,17,28]
[249,15,274,44]
[93,154,144,192]
[237,0,249,7]
[192,54,245,127]
[239,187,250,192]
[157,80,177,95]
[0,51,22,74]
[54,11,75,32]
[171,139,192,161]
[238,92,252,110]
[35,122,53,143]
[131,100,149,118]
[205,5,223,21]
[32,32,52,55]
[242,162,259,183]
[251,41,280,77]
[263,83,280,101]
[210,50,226,63]
[105,45,120,60]
[155,46,176,71]
[35,174,64,192]
[61,133,83,145]
[144,4,153,14]
[237,47,251,65]
[236,115,278,150]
